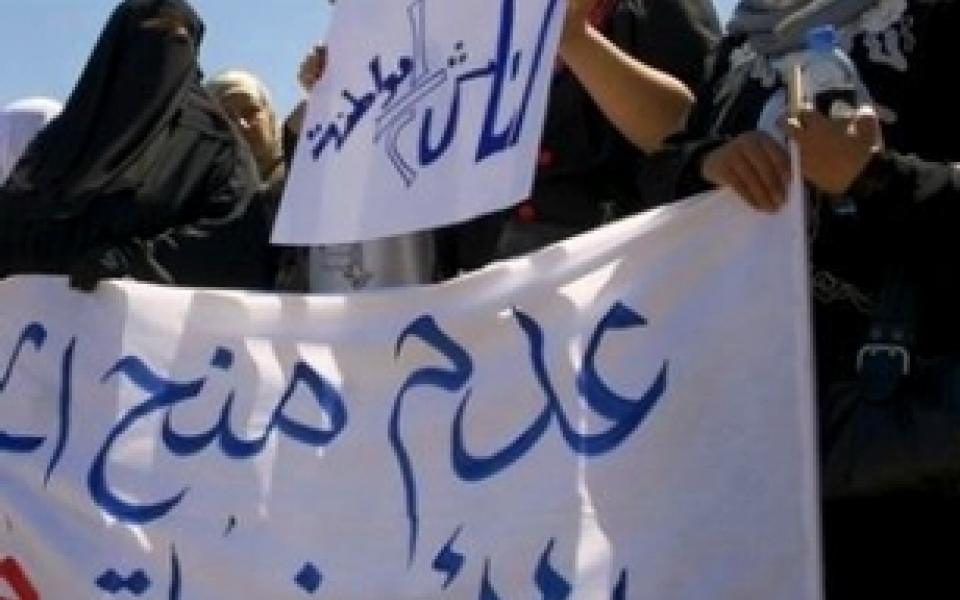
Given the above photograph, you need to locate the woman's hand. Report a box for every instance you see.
[786,106,881,196]
[298,45,328,93]
[702,131,791,212]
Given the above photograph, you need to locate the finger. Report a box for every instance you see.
[314,45,328,68]
[757,134,792,189]
[723,163,775,212]
[703,145,775,209]
[733,142,783,209]
[729,154,777,210]
[701,150,745,198]
[704,148,776,211]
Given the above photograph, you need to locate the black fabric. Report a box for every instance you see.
[434,209,510,278]
[822,357,960,498]
[639,0,960,382]
[822,496,960,598]
[434,0,721,278]
[146,136,271,290]
[821,266,960,498]
[638,1,960,594]
[2,0,206,219]
[0,0,265,289]
[529,0,719,226]
[522,0,721,229]
[69,239,173,291]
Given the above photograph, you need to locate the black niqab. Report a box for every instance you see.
[0,0,270,290]
[1,0,231,220]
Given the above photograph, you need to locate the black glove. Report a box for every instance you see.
[69,241,173,292]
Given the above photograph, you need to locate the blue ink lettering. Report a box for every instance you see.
[561,303,669,455]
[90,350,347,523]
[433,526,465,589]
[374,0,448,185]
[295,562,323,594]
[44,337,76,486]
[611,569,628,600]
[224,515,238,537]
[211,346,233,370]
[391,315,472,563]
[88,356,205,523]
[479,559,502,600]
[309,0,562,186]
[96,568,152,596]
[481,0,561,159]
[0,323,49,454]
[0,323,46,390]
[169,546,181,600]
[392,303,668,561]
[534,540,571,599]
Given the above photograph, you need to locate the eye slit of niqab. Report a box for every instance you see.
[139,11,192,42]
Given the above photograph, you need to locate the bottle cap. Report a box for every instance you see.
[806,24,838,53]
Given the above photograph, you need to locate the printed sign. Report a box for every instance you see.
[274,0,565,244]
[1,185,819,598]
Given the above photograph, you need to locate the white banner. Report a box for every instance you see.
[273,0,565,244]
[0,187,819,599]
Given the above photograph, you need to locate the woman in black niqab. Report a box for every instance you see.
[0,0,270,290]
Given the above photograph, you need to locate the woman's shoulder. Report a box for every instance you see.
[177,86,237,143]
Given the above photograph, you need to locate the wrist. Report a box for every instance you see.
[840,149,881,198]
[844,150,890,200]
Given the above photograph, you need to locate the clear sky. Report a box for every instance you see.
[0,0,333,117]
[0,0,736,118]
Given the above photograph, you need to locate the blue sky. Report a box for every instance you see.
[0,0,736,118]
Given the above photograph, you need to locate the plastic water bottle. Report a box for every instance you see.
[797,25,866,214]
[799,24,863,120]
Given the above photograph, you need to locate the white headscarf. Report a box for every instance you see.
[0,97,62,184]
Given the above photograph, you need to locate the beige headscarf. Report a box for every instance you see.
[206,70,282,178]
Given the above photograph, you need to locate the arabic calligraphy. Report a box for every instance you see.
[88,349,347,523]
[391,302,669,562]
[306,0,561,186]
[0,299,661,597]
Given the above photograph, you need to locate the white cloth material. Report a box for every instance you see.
[309,231,435,292]
[0,179,821,599]
[0,97,62,183]
[273,0,564,244]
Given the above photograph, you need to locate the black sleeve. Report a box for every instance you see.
[634,35,742,208]
[588,0,722,215]
[848,152,960,225]
[635,135,726,208]
[613,0,721,91]
[282,101,308,169]
[838,0,960,231]
[149,142,276,289]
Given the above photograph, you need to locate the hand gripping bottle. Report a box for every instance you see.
[799,24,865,119]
